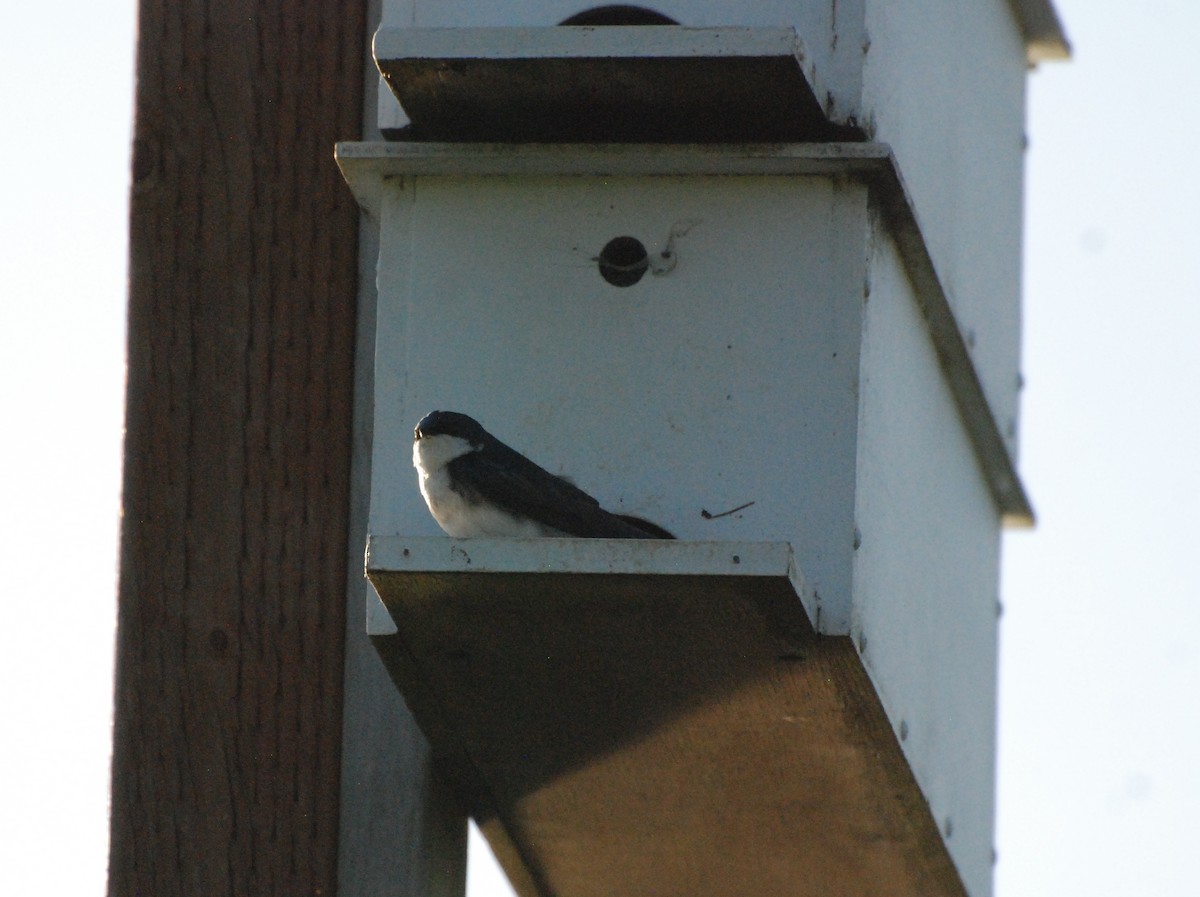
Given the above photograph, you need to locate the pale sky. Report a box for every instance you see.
[996,1,1200,893]
[2,1,1196,895]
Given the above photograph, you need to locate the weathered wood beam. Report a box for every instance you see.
[109,0,366,893]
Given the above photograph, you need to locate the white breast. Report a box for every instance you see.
[413,434,561,537]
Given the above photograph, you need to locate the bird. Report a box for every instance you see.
[412,410,674,539]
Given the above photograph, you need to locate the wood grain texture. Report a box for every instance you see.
[109,0,366,893]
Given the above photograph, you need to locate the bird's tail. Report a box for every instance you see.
[615,515,675,539]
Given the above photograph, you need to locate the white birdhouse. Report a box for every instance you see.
[338,5,1067,897]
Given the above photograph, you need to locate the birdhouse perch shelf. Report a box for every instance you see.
[372,26,859,143]
[365,536,967,897]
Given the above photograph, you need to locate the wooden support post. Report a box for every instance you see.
[109,0,366,893]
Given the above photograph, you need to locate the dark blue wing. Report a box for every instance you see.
[446,439,668,539]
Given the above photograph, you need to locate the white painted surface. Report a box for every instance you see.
[377,75,409,132]
[371,0,1047,458]
[376,0,413,127]
[862,0,1030,459]
[853,216,1002,897]
[338,142,891,220]
[369,173,868,632]
[339,142,1033,524]
[368,535,801,581]
[375,24,813,62]
[380,0,413,23]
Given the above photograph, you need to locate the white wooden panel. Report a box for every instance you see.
[863,0,1029,459]
[369,176,419,556]
[376,0,414,128]
[368,535,804,584]
[375,24,813,60]
[340,142,1033,523]
[339,143,890,219]
[338,48,468,895]
[853,219,1002,897]
[370,174,868,632]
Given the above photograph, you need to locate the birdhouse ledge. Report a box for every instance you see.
[364,535,968,897]
[372,26,861,143]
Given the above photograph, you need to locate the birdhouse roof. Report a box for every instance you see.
[1010,0,1071,63]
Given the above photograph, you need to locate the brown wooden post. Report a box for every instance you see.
[109,0,366,893]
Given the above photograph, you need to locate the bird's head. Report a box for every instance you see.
[414,410,488,446]
[413,410,488,473]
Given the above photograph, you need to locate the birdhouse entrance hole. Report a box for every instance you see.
[558,6,679,26]
[596,235,649,287]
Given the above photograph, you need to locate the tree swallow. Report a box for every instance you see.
[413,410,673,539]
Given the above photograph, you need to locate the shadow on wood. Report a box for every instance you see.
[367,540,965,897]
[374,27,863,143]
